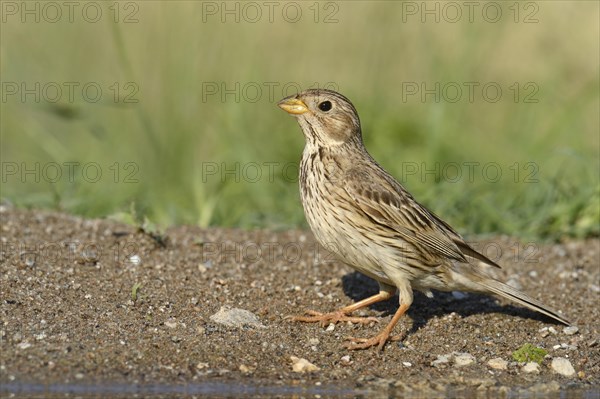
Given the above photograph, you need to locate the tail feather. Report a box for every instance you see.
[476,278,571,325]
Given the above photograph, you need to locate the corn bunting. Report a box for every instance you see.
[278,89,570,350]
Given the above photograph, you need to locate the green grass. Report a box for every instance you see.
[512,343,548,364]
[1,2,598,240]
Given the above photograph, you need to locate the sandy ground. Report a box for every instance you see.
[1,207,599,398]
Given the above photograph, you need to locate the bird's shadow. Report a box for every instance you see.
[341,272,563,336]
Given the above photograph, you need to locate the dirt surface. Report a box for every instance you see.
[1,207,599,398]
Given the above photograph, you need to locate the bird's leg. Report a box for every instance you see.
[289,288,394,327]
[345,302,410,351]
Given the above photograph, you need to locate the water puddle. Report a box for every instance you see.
[1,381,598,399]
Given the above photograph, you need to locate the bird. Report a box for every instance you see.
[277,88,570,351]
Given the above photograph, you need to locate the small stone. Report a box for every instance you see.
[196,362,209,370]
[325,323,335,332]
[290,356,320,373]
[129,255,141,265]
[563,326,579,335]
[560,343,577,350]
[17,342,31,350]
[506,278,522,290]
[75,373,84,380]
[548,327,558,335]
[522,362,540,374]
[165,321,177,329]
[432,354,451,367]
[239,364,251,373]
[551,357,575,376]
[209,307,265,329]
[487,358,508,370]
[402,362,412,367]
[454,352,475,367]
[308,338,319,345]
[340,355,352,365]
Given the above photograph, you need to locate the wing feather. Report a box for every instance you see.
[342,168,500,268]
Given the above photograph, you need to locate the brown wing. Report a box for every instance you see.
[342,168,500,268]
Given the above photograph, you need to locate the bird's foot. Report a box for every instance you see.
[287,309,378,327]
[344,331,404,351]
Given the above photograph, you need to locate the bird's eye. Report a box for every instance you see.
[318,101,332,112]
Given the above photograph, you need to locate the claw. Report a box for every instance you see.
[344,332,403,351]
[287,309,378,327]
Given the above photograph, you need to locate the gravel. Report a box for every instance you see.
[209,307,266,329]
[552,357,577,377]
[522,362,541,374]
[1,208,599,396]
[487,358,509,370]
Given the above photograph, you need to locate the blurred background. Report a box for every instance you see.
[1,1,598,240]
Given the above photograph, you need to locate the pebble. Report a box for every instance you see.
[431,354,451,367]
[563,326,579,335]
[197,264,208,273]
[196,362,209,370]
[239,364,251,374]
[551,357,576,377]
[290,356,320,373]
[16,342,31,350]
[454,353,475,367]
[165,321,177,329]
[548,327,558,335]
[559,343,577,351]
[402,362,412,367]
[326,323,335,332]
[129,255,141,265]
[528,270,538,278]
[522,362,540,374]
[506,278,522,290]
[340,355,352,365]
[487,358,508,370]
[209,307,265,329]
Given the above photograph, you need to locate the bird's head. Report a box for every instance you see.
[278,89,362,147]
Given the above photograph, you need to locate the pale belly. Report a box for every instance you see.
[298,149,449,292]
[302,187,396,285]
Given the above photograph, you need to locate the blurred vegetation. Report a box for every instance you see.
[1,2,598,240]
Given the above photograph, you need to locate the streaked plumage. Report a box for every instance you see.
[278,89,570,350]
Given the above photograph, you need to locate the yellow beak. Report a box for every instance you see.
[278,97,309,115]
